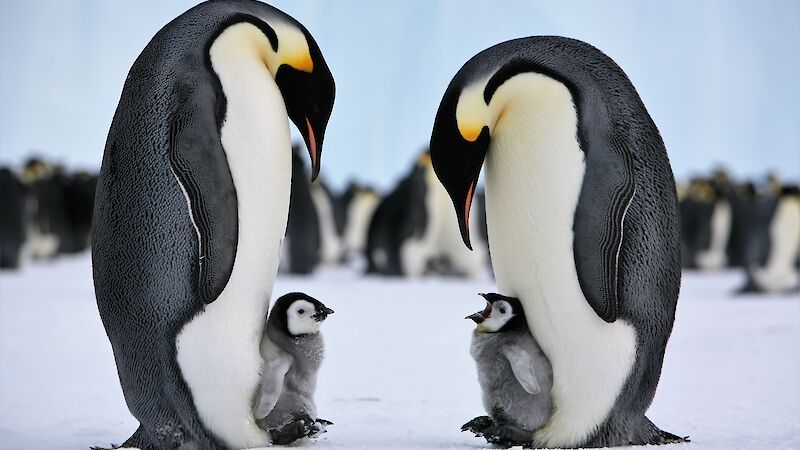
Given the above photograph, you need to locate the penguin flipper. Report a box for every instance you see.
[502,345,541,395]
[168,84,238,305]
[254,355,292,419]
[573,132,636,323]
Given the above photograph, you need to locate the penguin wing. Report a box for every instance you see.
[572,131,636,323]
[169,83,238,304]
[254,354,293,420]
[502,344,542,395]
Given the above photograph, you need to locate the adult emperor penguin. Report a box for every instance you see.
[92,1,334,449]
[430,37,684,447]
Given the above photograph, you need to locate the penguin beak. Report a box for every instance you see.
[312,306,334,322]
[430,110,490,251]
[466,302,492,323]
[304,116,322,181]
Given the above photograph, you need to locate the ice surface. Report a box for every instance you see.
[0,254,798,449]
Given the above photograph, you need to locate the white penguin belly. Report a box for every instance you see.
[175,28,291,449]
[483,73,637,446]
[753,196,800,291]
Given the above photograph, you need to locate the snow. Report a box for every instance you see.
[0,254,798,450]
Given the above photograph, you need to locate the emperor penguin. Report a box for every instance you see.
[430,37,685,447]
[255,292,334,444]
[91,2,334,449]
[748,186,800,293]
[463,293,552,448]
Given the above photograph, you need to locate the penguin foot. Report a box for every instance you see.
[309,418,333,437]
[269,414,330,445]
[480,422,533,448]
[461,415,494,434]
[633,416,690,445]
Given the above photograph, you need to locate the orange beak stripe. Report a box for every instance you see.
[465,179,475,230]
[306,116,317,169]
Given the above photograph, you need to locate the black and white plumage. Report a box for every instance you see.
[92,1,334,449]
[430,37,685,447]
[463,293,552,448]
[747,186,800,293]
[255,293,334,445]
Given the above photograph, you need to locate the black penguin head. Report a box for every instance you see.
[430,53,537,250]
[431,38,597,250]
[272,25,335,182]
[269,292,333,337]
[466,293,526,333]
[216,11,335,182]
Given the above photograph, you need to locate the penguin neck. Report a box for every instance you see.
[482,72,638,446]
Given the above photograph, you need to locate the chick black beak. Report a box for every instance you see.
[466,312,485,324]
[312,306,334,322]
[466,300,492,324]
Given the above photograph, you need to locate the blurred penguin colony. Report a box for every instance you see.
[1,150,798,294]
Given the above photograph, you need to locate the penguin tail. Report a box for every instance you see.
[633,416,690,445]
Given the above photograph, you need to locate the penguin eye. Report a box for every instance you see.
[499,308,506,314]
[298,309,305,315]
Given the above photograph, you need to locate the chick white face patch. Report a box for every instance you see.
[287,299,322,335]
[477,300,514,333]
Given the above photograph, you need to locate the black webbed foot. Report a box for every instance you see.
[269,413,316,446]
[480,421,533,448]
[461,415,494,434]
[308,417,333,437]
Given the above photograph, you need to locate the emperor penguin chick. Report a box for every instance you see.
[255,292,334,445]
[463,293,552,448]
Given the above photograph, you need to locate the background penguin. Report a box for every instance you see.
[463,293,552,448]
[91,2,334,449]
[22,159,64,260]
[746,185,800,293]
[0,168,29,269]
[283,146,321,275]
[310,177,345,264]
[338,182,381,261]
[680,177,732,270]
[55,170,97,254]
[366,158,428,276]
[430,37,685,447]
[255,292,334,444]
[729,182,778,274]
[366,152,487,277]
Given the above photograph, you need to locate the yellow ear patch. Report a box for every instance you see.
[456,80,491,142]
[271,21,314,73]
[285,52,313,73]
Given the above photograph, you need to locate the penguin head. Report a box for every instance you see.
[269,292,334,337]
[467,293,526,333]
[221,11,335,181]
[430,38,592,249]
[268,20,335,182]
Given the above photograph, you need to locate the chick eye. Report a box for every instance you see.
[298,309,305,315]
[499,308,506,314]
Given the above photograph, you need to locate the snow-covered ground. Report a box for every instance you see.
[0,253,798,450]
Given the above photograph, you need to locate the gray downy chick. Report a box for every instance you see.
[463,293,552,447]
[255,292,334,445]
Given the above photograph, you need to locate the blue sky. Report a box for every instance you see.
[1,0,798,190]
